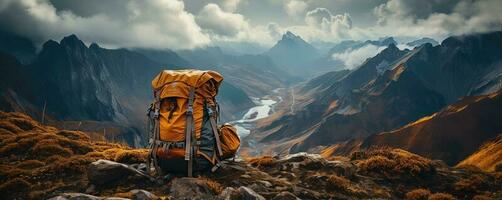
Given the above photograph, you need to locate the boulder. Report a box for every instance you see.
[47,193,131,200]
[170,178,217,200]
[87,159,152,186]
[130,189,158,200]
[271,191,301,200]
[218,186,265,200]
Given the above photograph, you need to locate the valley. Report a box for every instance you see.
[1,1,502,199]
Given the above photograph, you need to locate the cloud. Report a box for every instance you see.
[221,0,242,12]
[372,0,502,40]
[331,44,386,69]
[284,7,357,42]
[285,0,307,17]
[196,3,248,37]
[267,23,283,39]
[0,0,209,49]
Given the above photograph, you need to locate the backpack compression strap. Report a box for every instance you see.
[147,93,163,176]
[185,87,195,177]
[207,104,223,157]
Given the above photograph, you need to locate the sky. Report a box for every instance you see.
[0,0,501,50]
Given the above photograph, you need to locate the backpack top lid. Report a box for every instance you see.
[152,69,223,99]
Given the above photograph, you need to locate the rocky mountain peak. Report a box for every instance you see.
[89,42,100,50]
[60,34,87,49]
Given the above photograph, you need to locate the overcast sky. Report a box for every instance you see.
[0,0,501,49]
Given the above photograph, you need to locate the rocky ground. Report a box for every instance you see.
[1,111,501,200]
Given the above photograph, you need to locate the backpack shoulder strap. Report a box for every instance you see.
[185,87,195,177]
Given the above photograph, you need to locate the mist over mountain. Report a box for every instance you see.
[264,31,320,75]
[406,37,439,47]
[176,45,297,97]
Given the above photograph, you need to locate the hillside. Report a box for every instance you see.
[0,34,256,145]
[264,31,319,75]
[362,90,502,165]
[1,111,501,199]
[255,31,502,155]
[457,134,502,172]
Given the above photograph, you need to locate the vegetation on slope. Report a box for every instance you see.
[0,111,147,199]
[0,111,500,199]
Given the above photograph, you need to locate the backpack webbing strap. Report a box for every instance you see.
[185,87,195,177]
[147,94,163,176]
[207,104,223,157]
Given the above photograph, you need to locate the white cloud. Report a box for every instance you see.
[221,0,242,12]
[285,0,307,17]
[267,22,283,40]
[196,3,249,37]
[0,0,210,49]
[372,0,502,40]
[194,3,276,47]
[331,44,386,69]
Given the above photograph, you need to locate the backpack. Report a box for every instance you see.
[146,69,240,177]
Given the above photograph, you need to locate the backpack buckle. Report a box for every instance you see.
[207,106,214,115]
[187,106,194,115]
[153,108,160,119]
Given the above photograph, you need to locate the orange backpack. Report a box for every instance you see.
[146,70,240,177]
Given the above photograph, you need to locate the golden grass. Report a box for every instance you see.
[354,148,434,179]
[0,111,148,199]
[427,192,457,200]
[405,189,431,200]
[457,134,502,172]
[247,156,277,167]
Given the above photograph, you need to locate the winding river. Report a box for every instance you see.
[231,97,278,138]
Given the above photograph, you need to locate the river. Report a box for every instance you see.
[231,97,278,138]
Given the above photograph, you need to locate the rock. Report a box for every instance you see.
[85,185,96,194]
[258,180,272,187]
[87,159,152,186]
[130,189,158,200]
[47,193,101,200]
[271,191,301,200]
[47,193,131,200]
[240,174,251,179]
[218,186,265,200]
[326,160,356,177]
[170,177,217,200]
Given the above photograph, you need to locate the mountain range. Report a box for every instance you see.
[245,31,502,168]
[0,33,267,146]
[0,28,500,173]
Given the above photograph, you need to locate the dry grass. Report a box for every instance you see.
[0,111,148,199]
[247,156,277,167]
[457,134,502,172]
[406,189,431,200]
[453,174,489,194]
[354,148,435,179]
[200,177,224,194]
[472,195,493,200]
[427,192,457,200]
